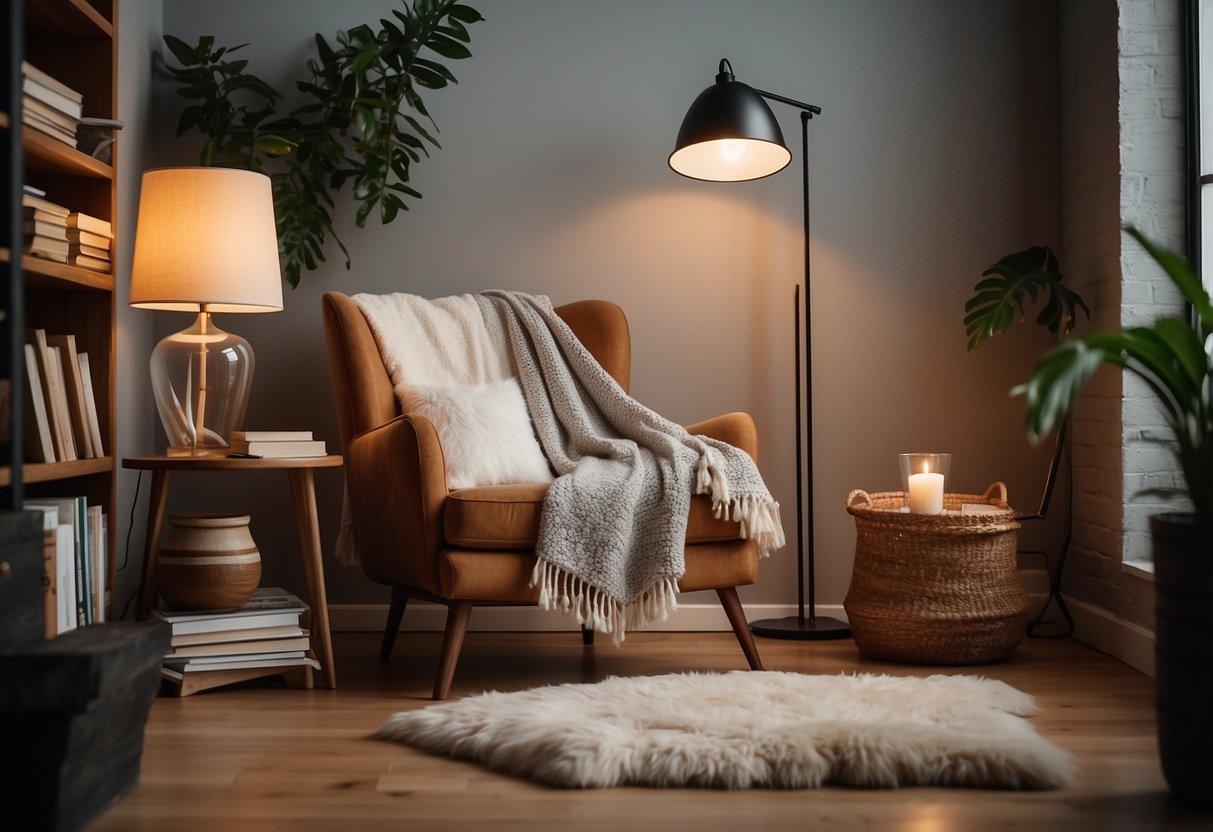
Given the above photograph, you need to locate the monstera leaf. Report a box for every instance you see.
[964,245,1090,351]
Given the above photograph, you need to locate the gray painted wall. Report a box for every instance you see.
[147,0,1063,613]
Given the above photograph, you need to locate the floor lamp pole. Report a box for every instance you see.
[749,109,851,640]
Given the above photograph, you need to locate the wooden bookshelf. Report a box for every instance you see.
[2,0,118,619]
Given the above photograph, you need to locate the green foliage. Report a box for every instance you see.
[163,0,484,287]
[964,245,1090,351]
[1016,227,1213,521]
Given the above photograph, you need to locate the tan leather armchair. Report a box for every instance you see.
[322,292,766,699]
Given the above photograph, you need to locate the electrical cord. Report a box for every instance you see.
[119,469,143,621]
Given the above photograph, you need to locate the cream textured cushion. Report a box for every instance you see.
[398,379,554,490]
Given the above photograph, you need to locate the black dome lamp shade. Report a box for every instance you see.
[668,59,793,182]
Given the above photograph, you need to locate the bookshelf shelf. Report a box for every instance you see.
[24,127,114,179]
[0,457,112,487]
[23,255,112,289]
[25,0,112,38]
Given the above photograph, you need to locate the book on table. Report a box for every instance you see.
[228,438,327,458]
[160,655,320,681]
[163,635,312,662]
[232,430,314,442]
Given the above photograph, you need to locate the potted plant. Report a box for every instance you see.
[1016,226,1213,809]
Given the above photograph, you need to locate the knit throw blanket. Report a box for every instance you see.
[353,290,785,642]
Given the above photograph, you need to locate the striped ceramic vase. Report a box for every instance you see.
[157,514,261,612]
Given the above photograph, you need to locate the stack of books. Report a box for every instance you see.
[23,328,105,463]
[230,430,327,458]
[155,587,317,687]
[21,191,70,263]
[65,211,113,272]
[23,496,108,636]
[21,61,82,149]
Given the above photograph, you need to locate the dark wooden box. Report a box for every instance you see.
[0,620,171,831]
[0,510,45,649]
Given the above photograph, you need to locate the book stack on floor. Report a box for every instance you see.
[23,496,108,637]
[22,328,105,463]
[155,587,317,696]
[230,430,327,458]
[21,61,82,149]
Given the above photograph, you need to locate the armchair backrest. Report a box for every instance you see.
[321,292,632,450]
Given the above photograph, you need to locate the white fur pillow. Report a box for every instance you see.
[398,378,554,490]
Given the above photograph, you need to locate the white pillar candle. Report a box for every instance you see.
[908,471,945,514]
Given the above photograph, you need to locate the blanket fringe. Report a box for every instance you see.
[531,559,679,645]
[713,493,785,559]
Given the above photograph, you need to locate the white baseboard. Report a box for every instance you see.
[327,569,1056,635]
[1065,594,1156,678]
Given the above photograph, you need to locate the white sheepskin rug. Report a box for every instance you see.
[376,671,1075,790]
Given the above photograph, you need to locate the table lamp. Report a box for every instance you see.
[669,59,849,640]
[129,167,283,457]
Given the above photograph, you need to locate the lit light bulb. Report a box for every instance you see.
[720,140,745,163]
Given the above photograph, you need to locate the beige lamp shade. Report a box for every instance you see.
[129,167,284,313]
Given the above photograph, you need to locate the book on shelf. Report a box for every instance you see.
[87,505,106,623]
[22,218,68,240]
[66,212,112,239]
[21,61,84,113]
[21,193,69,217]
[27,329,71,461]
[25,496,93,628]
[24,503,76,635]
[229,438,327,458]
[25,235,69,262]
[24,206,70,227]
[163,635,311,661]
[64,228,111,249]
[22,343,54,463]
[22,110,78,146]
[153,587,308,636]
[232,430,314,442]
[68,242,110,261]
[45,346,78,461]
[160,656,319,681]
[77,352,105,456]
[23,95,78,132]
[46,334,94,459]
[25,504,59,639]
[69,254,109,273]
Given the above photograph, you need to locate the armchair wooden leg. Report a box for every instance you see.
[581,626,595,646]
[381,589,409,659]
[433,601,473,700]
[716,587,764,671]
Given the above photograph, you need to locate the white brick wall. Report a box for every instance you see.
[1118,0,1188,574]
[1059,0,1186,633]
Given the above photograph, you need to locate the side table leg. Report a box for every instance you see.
[137,470,172,620]
[288,469,336,689]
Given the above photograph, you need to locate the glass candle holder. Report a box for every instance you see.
[899,452,951,513]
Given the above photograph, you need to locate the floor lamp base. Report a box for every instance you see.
[749,615,852,640]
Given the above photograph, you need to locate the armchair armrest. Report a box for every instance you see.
[685,411,759,462]
[345,414,449,596]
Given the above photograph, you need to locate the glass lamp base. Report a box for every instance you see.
[151,309,254,456]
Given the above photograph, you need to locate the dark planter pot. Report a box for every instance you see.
[1152,513,1213,810]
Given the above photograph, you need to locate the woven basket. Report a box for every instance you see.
[843,482,1027,664]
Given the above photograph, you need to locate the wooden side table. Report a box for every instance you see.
[123,454,344,689]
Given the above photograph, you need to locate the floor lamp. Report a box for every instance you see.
[669,58,850,640]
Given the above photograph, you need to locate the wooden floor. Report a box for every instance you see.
[90,629,1210,831]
